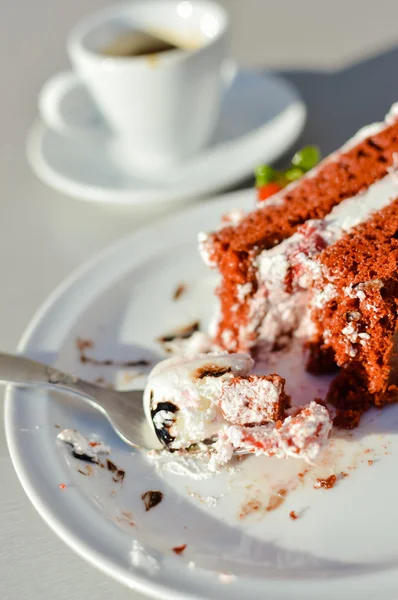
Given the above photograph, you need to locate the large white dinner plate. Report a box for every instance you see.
[5,188,398,600]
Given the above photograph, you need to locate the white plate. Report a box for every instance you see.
[26,71,305,205]
[5,188,398,600]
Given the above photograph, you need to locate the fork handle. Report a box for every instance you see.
[0,352,100,402]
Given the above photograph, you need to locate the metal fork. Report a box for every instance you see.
[1,352,163,450]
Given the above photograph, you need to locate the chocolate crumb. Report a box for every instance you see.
[76,337,94,352]
[82,355,149,368]
[106,459,125,483]
[194,365,232,379]
[173,283,188,301]
[106,459,117,473]
[142,490,163,511]
[113,470,125,483]
[157,321,200,344]
[289,510,298,520]
[78,465,94,476]
[76,338,150,368]
[151,401,178,446]
[314,475,337,489]
[70,449,98,464]
[172,544,187,555]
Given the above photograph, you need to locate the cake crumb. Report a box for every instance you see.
[239,499,261,519]
[76,338,150,368]
[76,337,94,352]
[172,544,187,555]
[186,488,221,508]
[173,282,188,301]
[58,483,67,490]
[289,510,298,520]
[142,490,163,511]
[157,321,200,346]
[78,465,94,476]
[57,429,110,463]
[106,459,125,483]
[118,511,136,527]
[368,460,374,465]
[267,488,287,511]
[314,475,337,489]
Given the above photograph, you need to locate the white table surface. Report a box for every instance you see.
[1,1,398,597]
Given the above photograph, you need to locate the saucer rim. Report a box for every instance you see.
[27,70,307,206]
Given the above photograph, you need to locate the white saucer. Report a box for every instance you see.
[27,71,306,206]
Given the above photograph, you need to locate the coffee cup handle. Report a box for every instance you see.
[38,71,106,139]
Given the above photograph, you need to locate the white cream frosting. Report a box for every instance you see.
[198,231,216,268]
[160,330,214,356]
[147,450,215,480]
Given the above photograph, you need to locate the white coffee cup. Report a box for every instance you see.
[38,0,231,172]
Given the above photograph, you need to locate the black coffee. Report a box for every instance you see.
[102,30,194,58]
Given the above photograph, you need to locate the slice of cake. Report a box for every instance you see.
[144,354,331,466]
[200,103,398,426]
